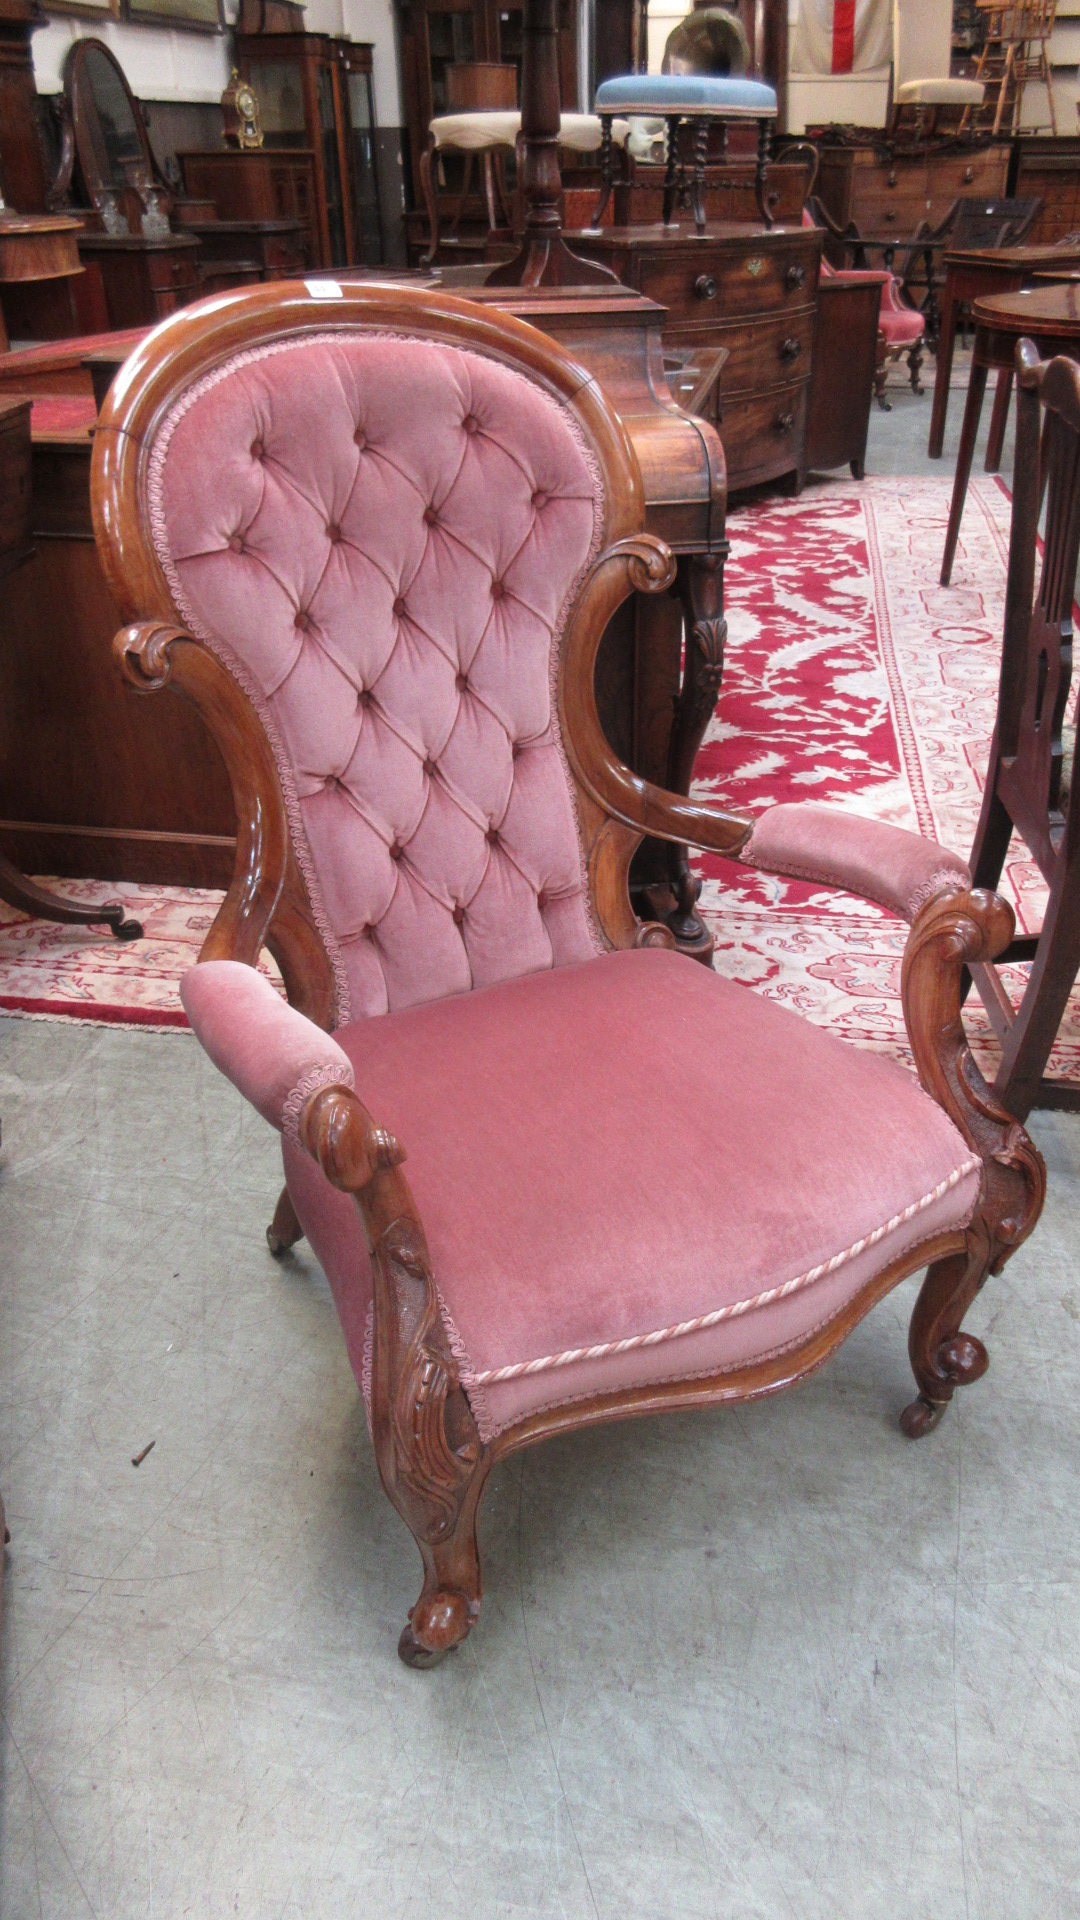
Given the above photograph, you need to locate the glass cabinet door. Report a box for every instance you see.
[315,59,348,267]
[247,60,306,144]
[345,65,385,266]
[425,2,477,116]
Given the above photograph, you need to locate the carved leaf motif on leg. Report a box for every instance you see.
[898,886,1047,1437]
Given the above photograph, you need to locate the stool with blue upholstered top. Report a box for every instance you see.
[593,73,778,235]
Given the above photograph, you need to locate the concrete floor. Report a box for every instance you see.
[1,378,1078,1920]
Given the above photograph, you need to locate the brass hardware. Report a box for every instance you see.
[693,274,718,300]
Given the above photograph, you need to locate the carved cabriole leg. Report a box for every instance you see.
[298,1085,489,1667]
[665,552,727,955]
[898,886,1046,1436]
[592,115,614,228]
[908,338,924,397]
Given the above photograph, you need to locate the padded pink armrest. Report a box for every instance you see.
[741,803,970,923]
[180,960,355,1138]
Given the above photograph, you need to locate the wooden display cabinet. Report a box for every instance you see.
[237,33,384,269]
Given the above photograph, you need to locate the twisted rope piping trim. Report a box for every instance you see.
[472,1157,982,1384]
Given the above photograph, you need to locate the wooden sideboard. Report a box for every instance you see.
[1007,137,1080,244]
[565,223,823,494]
[179,149,318,259]
[813,138,1010,239]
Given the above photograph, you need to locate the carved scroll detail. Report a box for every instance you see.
[299,1084,487,1665]
[898,886,1046,1435]
[114,619,191,690]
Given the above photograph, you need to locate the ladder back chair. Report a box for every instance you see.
[92,283,1045,1666]
[968,339,1080,1116]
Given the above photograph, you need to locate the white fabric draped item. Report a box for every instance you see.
[791,0,893,75]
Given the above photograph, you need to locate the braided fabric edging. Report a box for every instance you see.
[280,1060,355,1143]
[472,1156,982,1386]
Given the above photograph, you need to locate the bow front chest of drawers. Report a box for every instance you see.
[566,223,822,492]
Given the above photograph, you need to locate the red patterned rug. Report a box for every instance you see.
[0,472,1075,1089]
[694,472,1080,1084]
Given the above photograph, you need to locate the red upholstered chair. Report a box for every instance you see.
[92,284,1044,1667]
[803,208,926,409]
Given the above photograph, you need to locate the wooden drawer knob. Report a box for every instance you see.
[774,412,795,434]
[887,169,898,187]
[785,263,805,290]
[694,274,718,301]
[964,166,974,183]
[780,336,801,361]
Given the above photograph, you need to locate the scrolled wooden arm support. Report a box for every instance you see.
[897,884,1046,1435]
[297,1083,489,1668]
[114,621,335,1025]
[562,535,753,858]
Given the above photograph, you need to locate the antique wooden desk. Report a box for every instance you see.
[940,283,1080,585]
[928,242,1080,458]
[560,222,822,494]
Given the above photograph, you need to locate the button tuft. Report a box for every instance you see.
[531,490,548,509]
[250,438,264,460]
[452,904,465,927]
[357,688,371,709]
[326,522,342,544]
[228,533,245,553]
[490,579,505,601]
[486,826,499,848]
[354,427,366,449]
[392,596,407,619]
[455,672,468,693]
[423,505,439,527]
[294,610,311,632]
[423,757,437,777]
[389,841,404,861]
[462,414,478,435]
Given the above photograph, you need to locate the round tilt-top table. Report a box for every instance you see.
[940,282,1080,587]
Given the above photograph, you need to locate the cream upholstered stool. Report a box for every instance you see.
[593,73,778,233]
[420,110,632,265]
[891,76,986,139]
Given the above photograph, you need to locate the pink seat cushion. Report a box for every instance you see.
[281,949,981,1440]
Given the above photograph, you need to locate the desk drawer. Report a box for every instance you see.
[713,308,815,395]
[634,237,819,320]
[716,378,806,487]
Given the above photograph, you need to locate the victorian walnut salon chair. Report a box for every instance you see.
[93,284,1045,1667]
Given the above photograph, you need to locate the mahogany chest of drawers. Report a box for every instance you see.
[566,222,823,492]
[814,139,1009,240]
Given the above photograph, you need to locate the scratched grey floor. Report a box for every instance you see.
[1,383,1078,1919]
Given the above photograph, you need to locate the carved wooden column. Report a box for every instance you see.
[486,0,616,287]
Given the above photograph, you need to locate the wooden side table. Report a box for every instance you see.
[940,283,1080,585]
[928,242,1080,459]
[0,214,86,347]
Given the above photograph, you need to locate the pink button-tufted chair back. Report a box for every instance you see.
[148,330,607,1022]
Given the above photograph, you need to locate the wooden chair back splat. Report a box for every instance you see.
[967,341,1080,1116]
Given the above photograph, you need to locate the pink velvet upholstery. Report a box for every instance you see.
[181,960,354,1136]
[149,332,605,1024]
[743,803,970,922]
[806,211,925,346]
[280,948,981,1441]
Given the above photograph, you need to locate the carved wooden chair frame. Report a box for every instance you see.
[92,283,1044,1666]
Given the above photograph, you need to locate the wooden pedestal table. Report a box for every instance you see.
[941,284,1080,585]
[0,214,86,348]
[928,242,1080,460]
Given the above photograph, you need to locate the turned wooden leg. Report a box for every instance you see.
[591,115,614,227]
[691,117,708,234]
[662,117,679,226]
[0,856,142,940]
[665,553,727,958]
[928,284,958,457]
[984,369,1013,474]
[908,338,924,396]
[266,1182,304,1255]
[754,115,773,229]
[940,357,988,587]
[874,335,892,411]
